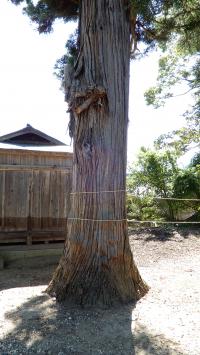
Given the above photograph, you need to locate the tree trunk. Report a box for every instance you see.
[47,0,148,306]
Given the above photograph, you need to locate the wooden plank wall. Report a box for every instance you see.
[0,149,72,245]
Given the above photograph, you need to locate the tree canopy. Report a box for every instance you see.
[144,0,200,155]
[145,47,200,154]
[11,1,200,49]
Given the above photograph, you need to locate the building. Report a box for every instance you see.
[0,125,73,249]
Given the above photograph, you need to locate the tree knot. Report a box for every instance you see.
[70,86,107,115]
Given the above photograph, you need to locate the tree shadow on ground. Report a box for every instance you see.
[0,290,185,355]
[175,227,200,239]
[129,227,200,242]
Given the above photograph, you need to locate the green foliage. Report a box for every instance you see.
[174,169,200,199]
[178,153,200,201]
[146,52,200,153]
[11,0,200,106]
[54,30,79,81]
[127,147,200,221]
[144,17,200,154]
[173,163,200,218]
[190,152,200,168]
[129,147,179,196]
[10,0,79,33]
[11,1,200,53]
[153,118,200,155]
[143,0,200,154]
[129,0,170,53]
[127,148,180,220]
[127,194,163,221]
[129,0,200,56]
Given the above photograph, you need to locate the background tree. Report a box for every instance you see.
[173,153,200,220]
[127,148,180,221]
[144,0,200,154]
[127,149,200,222]
[10,0,200,305]
[145,50,200,154]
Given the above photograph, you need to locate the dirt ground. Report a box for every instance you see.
[0,227,199,355]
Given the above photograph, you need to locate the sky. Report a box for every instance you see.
[0,0,194,164]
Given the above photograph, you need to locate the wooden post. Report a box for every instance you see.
[0,257,4,270]
[2,171,5,229]
[27,171,33,245]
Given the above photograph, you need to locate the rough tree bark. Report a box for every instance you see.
[47,0,149,305]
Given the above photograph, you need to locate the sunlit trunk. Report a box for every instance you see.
[47,0,148,306]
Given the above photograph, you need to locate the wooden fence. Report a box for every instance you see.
[0,148,72,245]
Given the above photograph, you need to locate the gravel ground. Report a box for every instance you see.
[0,227,199,355]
